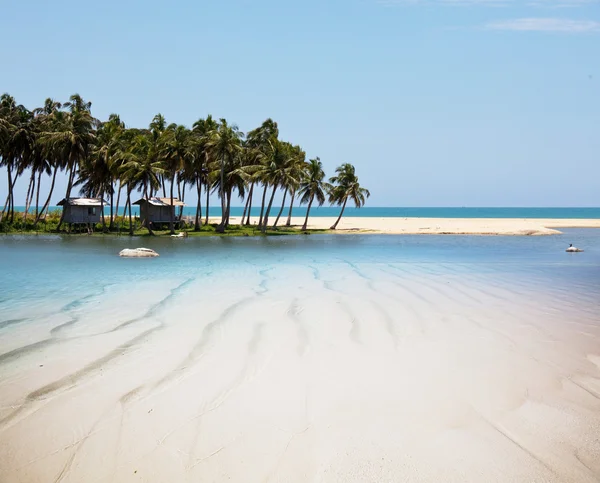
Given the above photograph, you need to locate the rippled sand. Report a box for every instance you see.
[1,261,600,482]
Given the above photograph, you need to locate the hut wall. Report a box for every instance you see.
[146,205,175,223]
[62,205,102,224]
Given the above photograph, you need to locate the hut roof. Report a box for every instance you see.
[57,198,106,207]
[133,197,185,207]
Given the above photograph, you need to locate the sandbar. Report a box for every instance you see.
[228,217,600,235]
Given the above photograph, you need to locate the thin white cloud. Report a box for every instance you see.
[526,0,598,6]
[485,17,600,30]
[377,0,598,6]
[377,0,507,5]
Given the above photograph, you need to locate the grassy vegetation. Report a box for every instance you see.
[0,210,329,237]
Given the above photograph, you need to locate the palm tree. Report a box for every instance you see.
[222,149,249,227]
[14,112,38,225]
[190,115,217,230]
[298,157,328,231]
[149,114,167,197]
[0,94,34,223]
[31,99,62,226]
[117,163,137,236]
[1,94,334,237]
[94,114,125,229]
[328,163,370,230]
[75,153,112,230]
[246,119,278,226]
[40,94,97,231]
[274,144,305,228]
[206,119,243,232]
[119,134,164,234]
[239,140,256,225]
[129,135,164,199]
[35,106,69,224]
[161,124,190,234]
[259,141,301,232]
[0,94,18,222]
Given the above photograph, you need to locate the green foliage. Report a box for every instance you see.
[1,92,370,235]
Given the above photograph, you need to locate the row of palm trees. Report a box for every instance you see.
[0,93,370,235]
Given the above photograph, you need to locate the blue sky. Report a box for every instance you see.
[1,0,599,207]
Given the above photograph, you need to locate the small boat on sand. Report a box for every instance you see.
[119,248,159,258]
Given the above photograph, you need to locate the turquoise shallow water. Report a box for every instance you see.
[1,229,599,320]
[13,206,600,219]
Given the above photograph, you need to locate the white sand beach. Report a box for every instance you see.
[228,216,600,235]
[1,255,599,482]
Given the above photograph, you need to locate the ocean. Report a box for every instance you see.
[12,206,600,219]
[1,230,599,482]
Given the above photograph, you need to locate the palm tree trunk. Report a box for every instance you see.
[161,175,167,198]
[140,183,151,235]
[245,183,255,225]
[121,192,128,218]
[194,178,202,231]
[57,166,75,231]
[109,180,115,230]
[302,196,314,231]
[273,188,288,228]
[34,170,42,221]
[258,184,268,227]
[114,181,122,225]
[23,170,35,223]
[261,185,278,232]
[286,190,296,226]
[127,188,134,236]
[204,182,210,225]
[0,193,8,223]
[100,193,106,232]
[330,198,348,230]
[1,189,9,222]
[216,158,226,233]
[241,195,249,226]
[9,167,17,223]
[179,182,186,220]
[169,173,175,235]
[7,166,16,223]
[36,165,58,224]
[224,188,232,227]
[0,168,11,222]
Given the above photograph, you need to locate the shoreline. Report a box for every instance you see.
[2,217,599,237]
[232,217,600,236]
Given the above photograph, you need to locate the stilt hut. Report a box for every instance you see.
[57,198,105,224]
[133,197,185,227]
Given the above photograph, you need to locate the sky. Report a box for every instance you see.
[1,0,599,207]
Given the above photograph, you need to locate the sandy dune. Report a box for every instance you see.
[228,216,600,235]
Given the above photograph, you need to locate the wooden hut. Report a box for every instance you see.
[133,197,185,226]
[57,198,105,224]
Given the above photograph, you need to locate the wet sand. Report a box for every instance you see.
[1,259,600,482]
